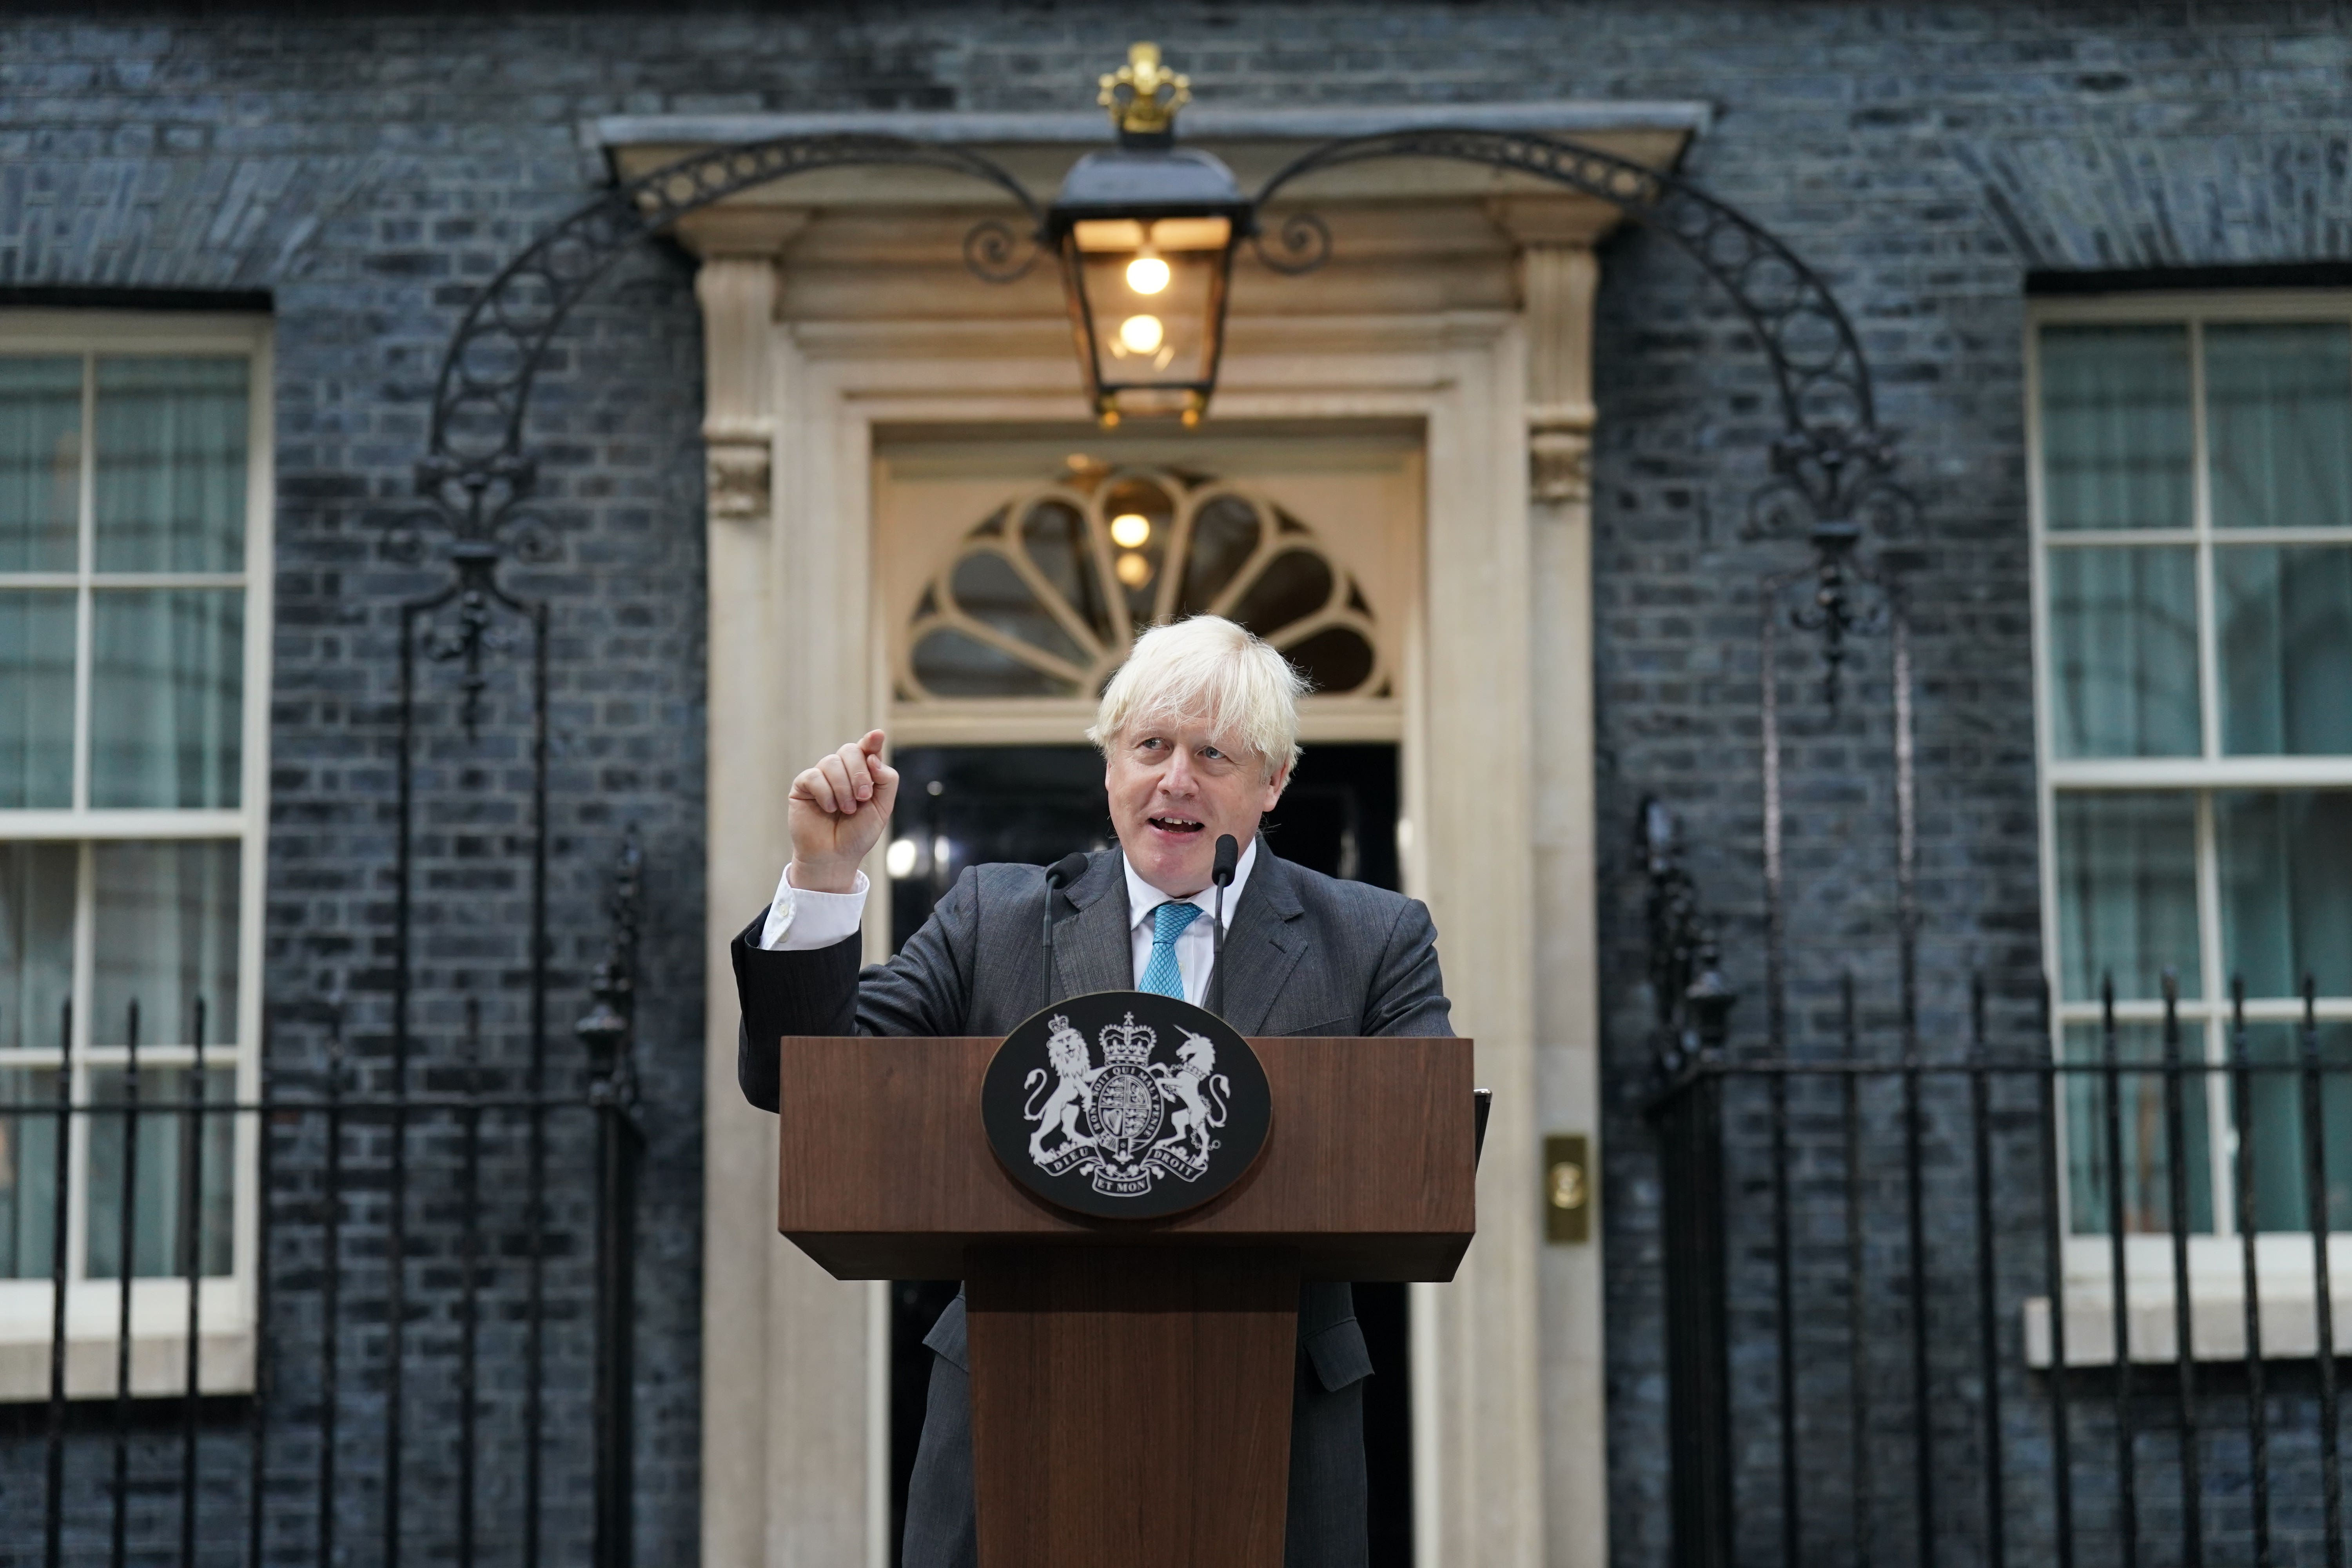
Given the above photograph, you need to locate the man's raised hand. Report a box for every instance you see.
[788,730,898,894]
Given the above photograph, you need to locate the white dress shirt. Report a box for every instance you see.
[759,840,1258,1008]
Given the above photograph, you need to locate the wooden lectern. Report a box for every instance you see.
[777,1033,1477,1568]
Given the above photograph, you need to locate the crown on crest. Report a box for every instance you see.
[1099,1012,1157,1067]
[1099,42,1190,138]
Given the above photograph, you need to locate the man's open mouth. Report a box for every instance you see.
[1147,815,1205,835]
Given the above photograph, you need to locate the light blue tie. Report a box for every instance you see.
[1139,901,1202,998]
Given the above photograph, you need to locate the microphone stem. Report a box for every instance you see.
[1210,882,1226,1018]
[1041,879,1057,1014]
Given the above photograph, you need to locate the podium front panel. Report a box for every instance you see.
[776,1034,1474,1281]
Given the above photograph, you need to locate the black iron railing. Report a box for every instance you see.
[0,837,643,1568]
[1653,972,2352,1568]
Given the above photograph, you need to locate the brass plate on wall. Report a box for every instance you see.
[1544,1132,1591,1245]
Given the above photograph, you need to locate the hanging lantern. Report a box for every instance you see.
[1045,43,1253,427]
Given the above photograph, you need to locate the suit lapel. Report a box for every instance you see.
[1054,849,1133,1000]
[1214,846,1308,1035]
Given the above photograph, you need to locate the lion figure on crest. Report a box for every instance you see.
[1023,1015,1098,1163]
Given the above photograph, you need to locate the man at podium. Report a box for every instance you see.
[733,615,1454,1568]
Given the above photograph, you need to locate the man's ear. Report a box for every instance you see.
[1261,759,1292,809]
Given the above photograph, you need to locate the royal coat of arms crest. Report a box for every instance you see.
[981,991,1270,1219]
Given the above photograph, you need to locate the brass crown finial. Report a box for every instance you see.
[1099,41,1190,137]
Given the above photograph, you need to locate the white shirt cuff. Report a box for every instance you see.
[760,866,871,951]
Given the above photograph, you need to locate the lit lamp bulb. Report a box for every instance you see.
[1118,314,1164,354]
[1109,512,1151,548]
[1114,552,1152,588]
[1125,254,1171,295]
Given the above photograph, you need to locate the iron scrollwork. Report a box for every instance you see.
[397,134,1045,596]
[1641,798,1735,1078]
[576,826,644,1118]
[1253,127,1916,698]
[1250,208,1332,276]
[575,824,645,1568]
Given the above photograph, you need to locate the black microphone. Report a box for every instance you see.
[1207,834,1239,1018]
[1040,852,1090,1013]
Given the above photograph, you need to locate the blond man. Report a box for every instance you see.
[734,615,1452,1568]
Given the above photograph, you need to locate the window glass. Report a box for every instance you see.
[2206,322,2352,532]
[2040,325,2192,532]
[89,588,243,808]
[2232,1023,2352,1232]
[82,1065,235,1279]
[948,552,1089,668]
[2063,1022,2214,1235]
[2217,545,2352,755]
[0,590,75,807]
[2055,792,2200,1003]
[1020,501,1115,645]
[2046,546,2200,757]
[1230,550,1335,636]
[0,1067,62,1279]
[91,840,240,1048]
[0,843,74,1053]
[911,628,1081,698]
[1176,494,1260,615]
[92,357,247,573]
[2218,790,2352,997]
[0,357,81,572]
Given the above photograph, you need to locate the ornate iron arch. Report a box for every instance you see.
[1252,129,1915,584]
[403,123,1911,589]
[398,134,1043,572]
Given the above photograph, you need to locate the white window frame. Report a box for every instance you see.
[0,309,272,1398]
[2026,290,2352,1365]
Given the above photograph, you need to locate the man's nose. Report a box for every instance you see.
[1160,751,1198,793]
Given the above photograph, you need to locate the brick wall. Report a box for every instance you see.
[2,4,2345,1561]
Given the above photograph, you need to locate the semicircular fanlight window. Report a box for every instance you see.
[900,466,1385,701]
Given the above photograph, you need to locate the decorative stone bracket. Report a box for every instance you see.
[1488,201,1602,507]
[1528,398,1596,505]
[690,240,790,525]
[703,430,772,522]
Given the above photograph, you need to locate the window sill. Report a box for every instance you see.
[2027,1287,2352,1367]
[0,1329,254,1401]
[0,1279,252,1402]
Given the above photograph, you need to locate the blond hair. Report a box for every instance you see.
[1087,616,1305,781]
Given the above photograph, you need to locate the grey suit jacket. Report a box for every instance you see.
[731,843,1453,1567]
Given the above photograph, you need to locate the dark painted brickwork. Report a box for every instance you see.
[0,4,2346,1563]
